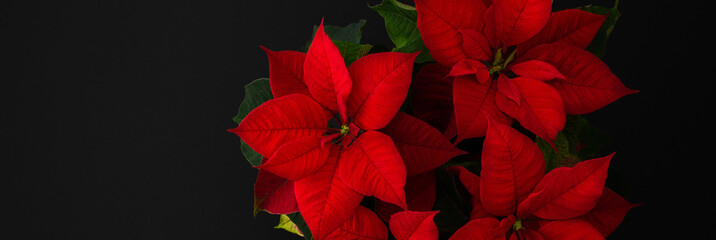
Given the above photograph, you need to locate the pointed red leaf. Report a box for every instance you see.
[339,131,408,209]
[260,136,330,181]
[496,75,522,106]
[517,9,607,56]
[326,206,389,240]
[230,94,330,157]
[294,145,364,240]
[519,43,638,114]
[460,29,492,62]
[304,20,353,120]
[415,0,488,66]
[508,60,565,82]
[376,172,437,222]
[254,168,299,215]
[261,46,310,98]
[495,77,566,144]
[517,153,614,220]
[448,217,503,240]
[381,112,466,176]
[448,59,491,85]
[389,211,440,240]
[480,118,545,217]
[446,166,490,219]
[411,63,455,135]
[347,52,418,130]
[453,75,512,143]
[537,219,604,240]
[581,188,640,237]
[483,0,552,47]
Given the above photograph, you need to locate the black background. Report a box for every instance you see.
[4,0,714,239]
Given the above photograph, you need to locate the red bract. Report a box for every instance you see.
[447,120,637,239]
[230,20,463,239]
[389,210,440,240]
[414,0,637,144]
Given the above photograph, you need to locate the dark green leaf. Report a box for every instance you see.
[432,169,470,233]
[319,19,366,44]
[300,20,373,65]
[233,78,273,124]
[537,115,611,171]
[233,78,273,167]
[333,41,373,66]
[369,0,433,63]
[241,140,263,167]
[580,0,620,57]
[286,212,314,240]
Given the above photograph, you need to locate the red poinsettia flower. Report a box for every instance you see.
[446,119,638,239]
[413,0,637,144]
[230,20,463,239]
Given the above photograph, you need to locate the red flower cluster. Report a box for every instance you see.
[231,0,638,239]
[447,119,638,240]
[412,0,637,144]
[231,20,464,239]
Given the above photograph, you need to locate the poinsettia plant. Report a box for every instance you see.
[230,0,637,239]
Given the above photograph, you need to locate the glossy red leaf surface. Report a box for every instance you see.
[415,0,488,66]
[484,0,552,47]
[496,75,522,106]
[447,166,490,219]
[230,94,330,157]
[581,188,640,237]
[519,43,638,114]
[260,136,330,181]
[537,219,604,240]
[294,145,364,240]
[347,52,418,130]
[389,211,440,240]
[517,9,607,56]
[460,29,492,61]
[448,217,503,240]
[326,206,389,240]
[480,118,545,217]
[448,58,491,85]
[304,21,353,120]
[495,77,565,144]
[518,153,614,220]
[453,75,511,143]
[376,172,437,222]
[508,60,565,82]
[254,168,299,215]
[338,131,408,209]
[411,63,455,135]
[381,112,466,176]
[261,46,310,98]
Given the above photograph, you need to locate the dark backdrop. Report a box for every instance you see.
[4,0,714,239]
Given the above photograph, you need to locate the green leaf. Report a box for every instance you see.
[537,115,611,171]
[300,20,373,65]
[233,78,273,124]
[580,0,620,57]
[320,19,366,44]
[275,214,305,237]
[241,140,263,167]
[233,78,273,167]
[285,212,314,240]
[432,169,470,234]
[333,41,373,66]
[370,0,433,63]
[573,117,611,160]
